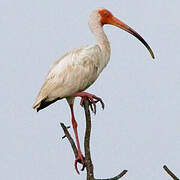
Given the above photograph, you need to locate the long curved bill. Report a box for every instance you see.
[110,16,155,59]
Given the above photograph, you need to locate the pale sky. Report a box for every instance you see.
[1,0,180,179]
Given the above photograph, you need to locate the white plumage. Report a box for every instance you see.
[33,43,110,110]
[32,7,154,173]
[33,8,112,111]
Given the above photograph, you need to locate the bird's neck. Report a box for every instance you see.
[95,27,111,60]
[89,20,111,68]
[94,26,111,62]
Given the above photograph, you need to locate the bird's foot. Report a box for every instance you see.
[75,152,86,174]
[73,92,104,114]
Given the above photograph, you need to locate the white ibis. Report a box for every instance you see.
[33,8,155,173]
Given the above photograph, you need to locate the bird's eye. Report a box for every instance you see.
[104,12,108,16]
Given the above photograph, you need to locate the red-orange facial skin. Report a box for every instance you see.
[98,9,114,26]
[98,9,155,59]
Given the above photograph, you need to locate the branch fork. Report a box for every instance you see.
[60,98,127,180]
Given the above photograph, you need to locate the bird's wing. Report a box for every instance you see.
[33,45,102,109]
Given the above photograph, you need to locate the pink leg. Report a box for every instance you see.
[73,92,104,114]
[69,104,85,174]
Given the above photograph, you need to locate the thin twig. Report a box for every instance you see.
[60,123,78,158]
[95,170,128,180]
[163,165,179,180]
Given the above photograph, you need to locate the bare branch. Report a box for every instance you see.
[60,123,78,158]
[163,165,179,180]
[83,99,95,180]
[83,99,127,180]
[60,98,127,180]
[95,170,128,180]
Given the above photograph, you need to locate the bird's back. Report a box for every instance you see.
[33,45,103,111]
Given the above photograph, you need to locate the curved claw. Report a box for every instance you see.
[76,92,105,114]
[75,161,80,174]
[88,96,97,114]
[80,98,84,107]
[81,162,86,171]
[92,95,105,110]
[89,102,94,112]
[75,154,86,174]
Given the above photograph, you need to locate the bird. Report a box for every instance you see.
[33,7,155,173]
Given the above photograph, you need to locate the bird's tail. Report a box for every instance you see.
[33,98,60,112]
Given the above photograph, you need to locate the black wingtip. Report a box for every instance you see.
[35,98,60,112]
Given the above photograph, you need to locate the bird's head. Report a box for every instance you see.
[91,8,155,59]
